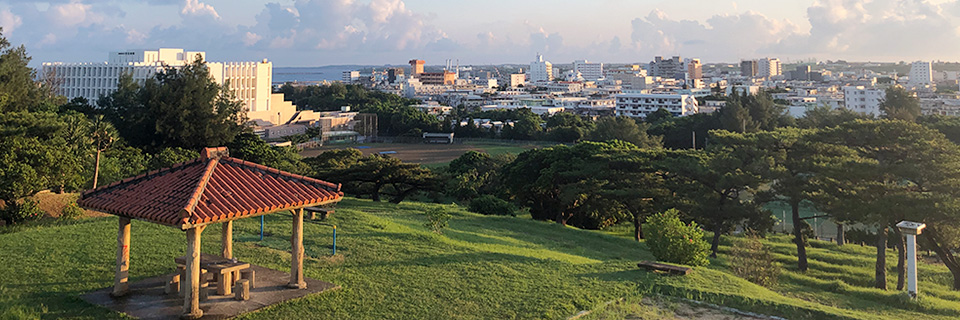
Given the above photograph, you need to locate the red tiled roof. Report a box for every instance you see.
[78,147,343,228]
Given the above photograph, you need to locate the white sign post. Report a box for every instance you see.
[896,221,927,298]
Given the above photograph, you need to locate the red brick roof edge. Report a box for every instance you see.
[78,147,343,227]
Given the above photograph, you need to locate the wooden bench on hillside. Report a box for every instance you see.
[305,207,334,220]
[637,261,692,275]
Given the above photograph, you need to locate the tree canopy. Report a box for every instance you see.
[99,57,246,150]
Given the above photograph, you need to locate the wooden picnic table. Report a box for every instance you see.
[176,253,250,295]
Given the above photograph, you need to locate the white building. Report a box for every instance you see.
[342,71,360,83]
[508,73,526,88]
[757,58,782,78]
[42,48,291,125]
[909,61,933,87]
[480,104,564,115]
[529,54,553,83]
[615,93,699,118]
[843,86,886,117]
[573,60,604,81]
[543,81,583,93]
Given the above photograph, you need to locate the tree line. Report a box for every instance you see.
[431,85,960,293]
[0,31,303,224]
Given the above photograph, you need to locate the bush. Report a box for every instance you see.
[644,209,710,267]
[60,203,84,220]
[1,199,45,225]
[468,195,517,216]
[424,207,451,234]
[731,232,782,287]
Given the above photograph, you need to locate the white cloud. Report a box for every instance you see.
[767,0,960,60]
[623,0,960,62]
[50,1,104,26]
[181,0,219,19]
[8,0,960,65]
[126,29,146,44]
[39,33,57,46]
[0,9,22,34]
[242,31,261,46]
[629,9,799,61]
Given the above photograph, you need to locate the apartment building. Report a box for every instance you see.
[615,93,699,118]
[42,48,281,123]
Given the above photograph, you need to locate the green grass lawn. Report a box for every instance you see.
[1,198,955,319]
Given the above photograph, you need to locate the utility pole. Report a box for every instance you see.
[692,131,696,149]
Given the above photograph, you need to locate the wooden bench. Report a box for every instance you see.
[637,261,692,275]
[175,253,251,296]
[305,207,334,220]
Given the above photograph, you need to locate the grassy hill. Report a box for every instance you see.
[1,198,957,319]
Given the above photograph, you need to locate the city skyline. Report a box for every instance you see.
[4,0,960,67]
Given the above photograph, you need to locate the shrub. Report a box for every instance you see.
[0,199,45,225]
[468,195,517,216]
[644,209,710,267]
[60,203,85,220]
[424,207,451,234]
[731,232,782,287]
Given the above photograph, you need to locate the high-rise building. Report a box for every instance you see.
[649,56,684,80]
[41,48,283,121]
[529,54,553,83]
[418,71,457,85]
[573,60,604,81]
[342,71,360,83]
[387,68,404,83]
[740,60,758,77]
[843,86,886,117]
[757,58,782,78]
[909,61,933,87]
[790,65,812,81]
[615,93,699,118]
[508,73,526,88]
[685,58,702,80]
[409,59,425,76]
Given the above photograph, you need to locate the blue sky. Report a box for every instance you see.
[3,0,959,67]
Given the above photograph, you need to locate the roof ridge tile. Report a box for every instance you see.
[180,158,219,224]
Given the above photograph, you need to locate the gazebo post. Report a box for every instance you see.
[183,225,206,319]
[222,220,239,289]
[289,208,306,289]
[221,221,233,259]
[111,217,131,297]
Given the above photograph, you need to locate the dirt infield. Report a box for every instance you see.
[300,143,540,165]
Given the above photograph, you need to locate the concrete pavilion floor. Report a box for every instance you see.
[83,264,340,319]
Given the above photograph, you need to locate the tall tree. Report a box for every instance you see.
[444,151,513,201]
[502,140,638,227]
[598,149,672,240]
[588,116,663,148]
[658,134,771,258]
[797,105,869,129]
[100,58,246,149]
[0,28,63,113]
[716,128,851,271]
[227,133,311,175]
[880,86,921,122]
[648,113,721,149]
[812,119,960,289]
[90,115,117,188]
[328,155,439,203]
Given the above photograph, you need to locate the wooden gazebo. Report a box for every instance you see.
[78,147,343,319]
